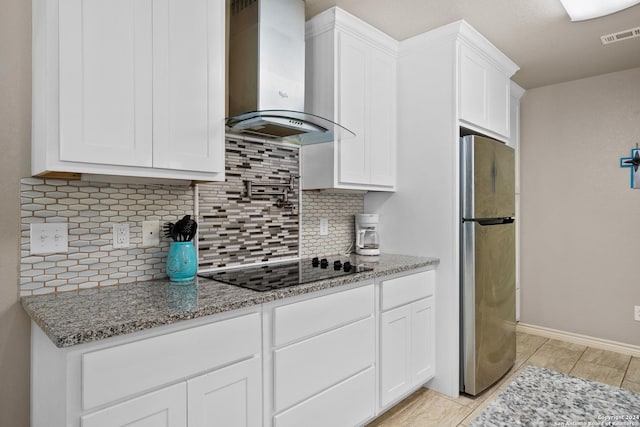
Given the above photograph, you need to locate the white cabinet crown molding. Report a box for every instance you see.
[457,21,519,78]
[397,20,461,57]
[305,6,398,56]
[398,20,519,79]
[510,80,526,99]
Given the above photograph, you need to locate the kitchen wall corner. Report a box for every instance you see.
[301,191,364,257]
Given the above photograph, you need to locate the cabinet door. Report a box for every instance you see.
[459,44,510,138]
[486,66,510,138]
[459,44,487,129]
[337,32,368,185]
[380,304,412,407]
[81,383,186,427]
[368,49,396,188]
[411,297,435,385]
[188,357,261,427]
[59,0,153,167]
[152,0,225,174]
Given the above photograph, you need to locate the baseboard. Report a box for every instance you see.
[517,322,640,358]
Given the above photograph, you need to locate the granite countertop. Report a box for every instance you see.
[21,253,438,348]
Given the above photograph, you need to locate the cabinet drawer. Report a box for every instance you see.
[82,312,260,410]
[273,284,374,347]
[274,316,374,412]
[274,367,375,427]
[381,270,434,311]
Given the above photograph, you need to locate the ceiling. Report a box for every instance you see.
[305,0,640,89]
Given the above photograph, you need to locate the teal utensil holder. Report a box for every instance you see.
[166,241,197,282]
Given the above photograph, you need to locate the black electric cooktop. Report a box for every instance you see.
[197,257,372,292]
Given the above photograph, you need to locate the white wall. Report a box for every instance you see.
[520,67,640,346]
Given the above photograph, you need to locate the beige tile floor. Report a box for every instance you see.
[366,331,640,427]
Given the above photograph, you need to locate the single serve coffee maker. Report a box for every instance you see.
[355,214,380,256]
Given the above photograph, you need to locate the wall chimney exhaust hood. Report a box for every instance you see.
[227,0,354,145]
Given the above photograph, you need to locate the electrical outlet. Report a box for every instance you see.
[113,224,130,249]
[635,306,640,322]
[142,220,160,247]
[319,218,329,236]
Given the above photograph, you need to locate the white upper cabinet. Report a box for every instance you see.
[32,0,225,182]
[57,0,154,169]
[457,26,519,140]
[303,7,397,191]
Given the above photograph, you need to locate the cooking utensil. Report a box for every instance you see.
[170,215,197,242]
[182,219,197,242]
[163,222,174,239]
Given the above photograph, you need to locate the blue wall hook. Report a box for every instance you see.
[620,148,640,188]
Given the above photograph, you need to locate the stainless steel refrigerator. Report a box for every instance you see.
[460,134,516,396]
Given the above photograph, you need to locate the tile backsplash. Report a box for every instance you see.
[19,138,365,296]
[300,191,364,257]
[19,178,193,296]
[197,138,300,269]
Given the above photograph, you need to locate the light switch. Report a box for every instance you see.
[320,218,329,236]
[30,223,68,255]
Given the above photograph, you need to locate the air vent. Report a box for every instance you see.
[601,26,640,45]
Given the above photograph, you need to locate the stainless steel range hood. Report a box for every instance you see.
[227,0,354,145]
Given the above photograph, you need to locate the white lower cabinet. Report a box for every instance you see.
[31,309,262,427]
[273,367,375,427]
[188,357,262,427]
[265,283,376,427]
[81,383,187,427]
[31,268,437,427]
[273,317,375,412]
[82,357,261,427]
[411,297,436,385]
[380,304,412,405]
[379,271,436,409]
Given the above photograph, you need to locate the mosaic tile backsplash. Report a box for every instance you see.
[20,178,193,296]
[197,138,300,269]
[300,191,364,258]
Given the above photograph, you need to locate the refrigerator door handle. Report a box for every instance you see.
[462,218,515,225]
